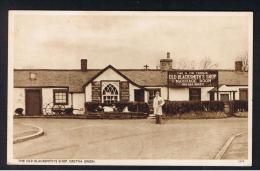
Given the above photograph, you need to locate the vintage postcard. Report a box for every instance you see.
[8,11,252,166]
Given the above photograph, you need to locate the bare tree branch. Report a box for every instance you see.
[174,57,218,69]
[236,51,248,71]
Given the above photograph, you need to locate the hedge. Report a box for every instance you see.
[231,100,248,112]
[85,102,150,114]
[162,100,225,115]
[162,100,248,115]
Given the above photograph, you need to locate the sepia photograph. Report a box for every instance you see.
[7,11,252,166]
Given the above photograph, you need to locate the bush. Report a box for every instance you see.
[85,102,150,114]
[15,108,23,115]
[163,101,225,115]
[64,108,74,115]
[232,100,248,112]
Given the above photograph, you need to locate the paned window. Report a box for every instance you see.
[53,89,68,105]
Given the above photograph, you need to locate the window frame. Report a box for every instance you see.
[189,88,201,101]
[239,88,248,100]
[220,93,230,101]
[53,89,69,105]
[101,81,120,104]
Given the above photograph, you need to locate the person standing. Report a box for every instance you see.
[153,91,165,124]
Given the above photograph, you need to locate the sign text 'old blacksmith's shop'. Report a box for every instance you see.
[168,70,218,87]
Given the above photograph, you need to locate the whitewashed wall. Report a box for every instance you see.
[85,84,92,102]
[129,84,141,102]
[72,93,85,114]
[144,90,149,103]
[145,87,190,101]
[213,85,248,100]
[201,87,213,101]
[145,86,235,101]
[94,68,127,81]
[13,88,25,115]
[85,68,141,102]
[42,88,71,115]
[42,89,85,114]
[169,88,189,101]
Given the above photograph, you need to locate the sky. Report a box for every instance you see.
[10,11,252,69]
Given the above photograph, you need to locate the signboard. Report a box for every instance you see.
[92,81,101,102]
[120,81,129,101]
[168,70,218,87]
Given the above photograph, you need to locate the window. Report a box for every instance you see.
[29,72,37,80]
[239,88,248,100]
[134,89,144,102]
[102,83,119,104]
[220,94,229,101]
[53,89,68,105]
[189,88,201,101]
[209,92,215,101]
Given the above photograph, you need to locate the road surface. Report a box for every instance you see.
[13,117,248,160]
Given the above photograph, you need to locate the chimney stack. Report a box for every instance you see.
[235,61,243,72]
[81,59,88,71]
[160,52,173,71]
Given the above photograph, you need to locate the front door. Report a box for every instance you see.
[134,89,144,102]
[148,89,161,112]
[25,89,42,115]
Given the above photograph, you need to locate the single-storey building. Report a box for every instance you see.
[13,53,248,115]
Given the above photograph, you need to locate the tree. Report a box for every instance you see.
[173,57,218,69]
[236,52,248,72]
[199,57,218,69]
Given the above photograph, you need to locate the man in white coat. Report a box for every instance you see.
[153,91,165,124]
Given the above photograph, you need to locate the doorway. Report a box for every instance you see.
[25,89,42,115]
[134,89,144,102]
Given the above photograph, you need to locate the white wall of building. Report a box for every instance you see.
[94,68,127,81]
[169,88,189,101]
[85,84,92,102]
[145,87,190,101]
[213,85,248,100]
[144,90,149,103]
[201,87,213,101]
[13,88,25,114]
[72,93,85,114]
[129,84,141,102]
[42,88,71,115]
[85,68,141,102]
[13,87,86,115]
[144,86,247,101]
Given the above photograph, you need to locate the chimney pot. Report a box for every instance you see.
[81,59,88,71]
[167,52,170,59]
[235,61,243,71]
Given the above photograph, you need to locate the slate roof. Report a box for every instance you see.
[218,70,248,86]
[14,67,248,92]
[14,70,99,92]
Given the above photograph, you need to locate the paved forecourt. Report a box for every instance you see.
[13,117,248,160]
